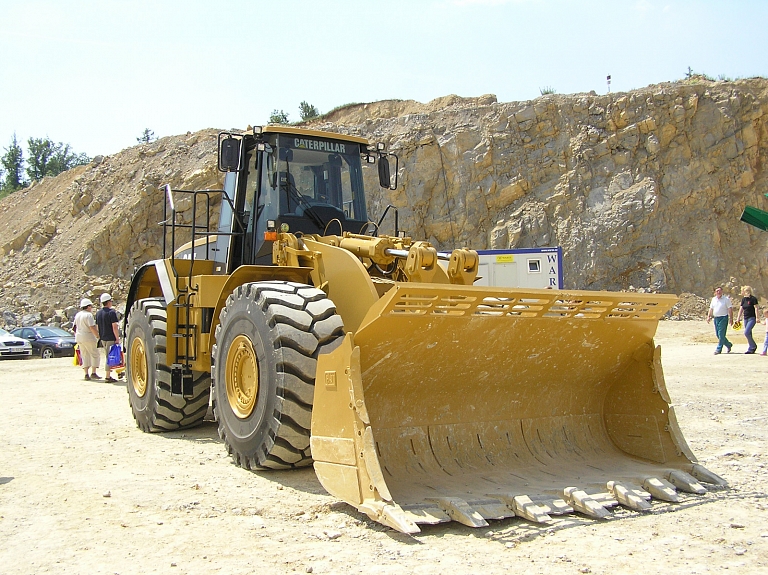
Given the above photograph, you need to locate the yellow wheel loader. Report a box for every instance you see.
[124,125,726,534]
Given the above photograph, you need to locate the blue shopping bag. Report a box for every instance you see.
[107,344,124,368]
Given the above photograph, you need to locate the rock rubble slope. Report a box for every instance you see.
[1,77,767,325]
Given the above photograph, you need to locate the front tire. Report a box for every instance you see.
[125,298,211,432]
[212,281,344,470]
[41,347,54,359]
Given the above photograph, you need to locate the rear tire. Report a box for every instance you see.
[41,347,54,359]
[212,281,344,470]
[125,298,211,432]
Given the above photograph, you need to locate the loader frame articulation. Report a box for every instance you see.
[124,125,726,534]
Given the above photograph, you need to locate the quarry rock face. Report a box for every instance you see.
[318,80,768,296]
[1,78,767,325]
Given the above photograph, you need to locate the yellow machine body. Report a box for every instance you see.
[125,125,725,533]
[284,234,722,532]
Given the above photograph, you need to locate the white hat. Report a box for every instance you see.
[100,293,112,304]
[80,298,94,308]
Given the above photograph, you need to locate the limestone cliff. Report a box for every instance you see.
[1,77,767,325]
[313,80,768,295]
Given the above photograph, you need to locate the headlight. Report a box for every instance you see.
[58,342,73,348]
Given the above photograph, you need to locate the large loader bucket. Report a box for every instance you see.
[310,286,726,533]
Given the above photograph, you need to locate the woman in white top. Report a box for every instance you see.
[73,298,102,380]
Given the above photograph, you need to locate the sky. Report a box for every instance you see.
[0,0,765,159]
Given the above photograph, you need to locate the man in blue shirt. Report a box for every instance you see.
[96,293,121,382]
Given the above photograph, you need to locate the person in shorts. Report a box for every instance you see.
[96,293,121,382]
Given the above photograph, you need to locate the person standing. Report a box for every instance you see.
[735,285,759,354]
[74,298,101,380]
[96,293,121,382]
[706,286,733,355]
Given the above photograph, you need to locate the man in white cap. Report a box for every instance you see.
[96,293,121,382]
[74,298,101,380]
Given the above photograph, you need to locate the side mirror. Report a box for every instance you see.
[378,157,391,189]
[218,134,242,172]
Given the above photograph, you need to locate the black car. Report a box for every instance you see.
[12,326,77,359]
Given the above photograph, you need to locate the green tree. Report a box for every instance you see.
[1,133,26,194]
[137,128,156,143]
[26,137,89,181]
[49,143,89,174]
[26,137,55,180]
[269,109,289,124]
[299,101,319,121]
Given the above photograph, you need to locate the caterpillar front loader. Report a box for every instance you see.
[124,125,726,534]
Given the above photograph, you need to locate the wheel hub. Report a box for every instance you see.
[225,335,259,419]
[130,337,148,397]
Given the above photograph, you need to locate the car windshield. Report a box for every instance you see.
[37,327,71,337]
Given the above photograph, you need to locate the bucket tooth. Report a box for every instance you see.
[358,501,421,534]
[642,477,680,502]
[587,492,619,509]
[690,464,728,487]
[563,487,612,519]
[498,494,553,524]
[667,470,707,494]
[399,504,451,525]
[526,495,574,516]
[426,497,489,528]
[471,498,516,521]
[607,481,652,512]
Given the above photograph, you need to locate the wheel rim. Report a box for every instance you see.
[225,335,259,419]
[130,337,148,398]
[42,348,53,359]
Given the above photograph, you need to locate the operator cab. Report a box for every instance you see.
[214,126,388,272]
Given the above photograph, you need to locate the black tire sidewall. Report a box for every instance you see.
[214,293,279,461]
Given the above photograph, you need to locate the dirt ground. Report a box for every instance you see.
[1,320,767,575]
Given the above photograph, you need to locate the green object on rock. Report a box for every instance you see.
[740,205,768,232]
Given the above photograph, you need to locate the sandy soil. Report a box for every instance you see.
[1,320,766,575]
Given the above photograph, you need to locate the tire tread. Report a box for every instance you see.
[126,298,211,433]
[212,281,344,471]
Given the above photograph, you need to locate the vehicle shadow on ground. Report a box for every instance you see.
[153,420,329,495]
[115,400,750,542]
[156,420,222,445]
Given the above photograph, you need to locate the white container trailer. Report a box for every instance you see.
[474,247,563,289]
